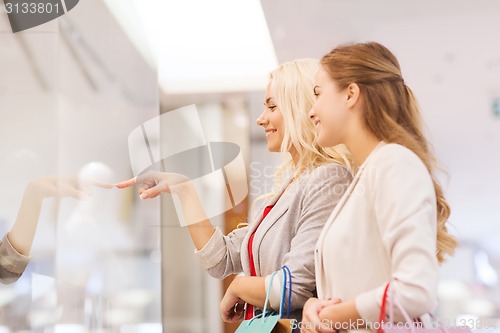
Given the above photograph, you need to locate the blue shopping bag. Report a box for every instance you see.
[235,266,294,333]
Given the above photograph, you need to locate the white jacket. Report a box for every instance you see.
[315,142,439,326]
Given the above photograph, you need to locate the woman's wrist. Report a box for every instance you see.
[23,182,46,204]
[172,179,197,198]
[228,277,242,296]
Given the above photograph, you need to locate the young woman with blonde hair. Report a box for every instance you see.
[116,59,353,324]
[302,42,457,332]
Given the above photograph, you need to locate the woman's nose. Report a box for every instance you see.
[256,113,268,126]
[308,108,315,119]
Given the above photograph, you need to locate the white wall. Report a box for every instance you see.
[364,8,500,251]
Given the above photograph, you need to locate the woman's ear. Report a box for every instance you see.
[346,83,361,108]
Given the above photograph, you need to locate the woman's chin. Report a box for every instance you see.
[316,136,336,148]
[266,144,281,153]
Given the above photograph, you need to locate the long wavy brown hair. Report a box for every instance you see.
[321,42,457,263]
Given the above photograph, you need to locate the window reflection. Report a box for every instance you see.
[0,0,161,331]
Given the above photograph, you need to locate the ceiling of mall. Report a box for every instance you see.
[260,0,500,63]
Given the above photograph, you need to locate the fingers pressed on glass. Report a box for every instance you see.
[115,177,137,188]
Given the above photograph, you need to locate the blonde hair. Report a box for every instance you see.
[320,42,457,263]
[248,59,352,219]
[270,59,352,178]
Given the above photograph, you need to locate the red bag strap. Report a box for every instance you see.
[377,281,392,333]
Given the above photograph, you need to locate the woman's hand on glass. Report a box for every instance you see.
[115,171,192,199]
[25,175,111,201]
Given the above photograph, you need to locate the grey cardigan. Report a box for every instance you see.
[196,162,352,316]
[0,234,31,284]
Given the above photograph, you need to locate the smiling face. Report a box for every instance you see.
[308,66,350,148]
[256,79,285,152]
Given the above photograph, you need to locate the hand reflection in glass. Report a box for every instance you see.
[1,169,113,284]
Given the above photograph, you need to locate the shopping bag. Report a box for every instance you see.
[235,311,280,333]
[377,280,472,333]
[235,266,295,333]
[274,319,296,333]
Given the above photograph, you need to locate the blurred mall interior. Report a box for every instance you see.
[0,0,500,332]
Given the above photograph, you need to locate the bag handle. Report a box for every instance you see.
[281,265,292,319]
[247,267,292,326]
[377,281,392,333]
[378,279,415,333]
[281,267,287,318]
[247,270,280,325]
[378,279,447,333]
[261,270,280,323]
